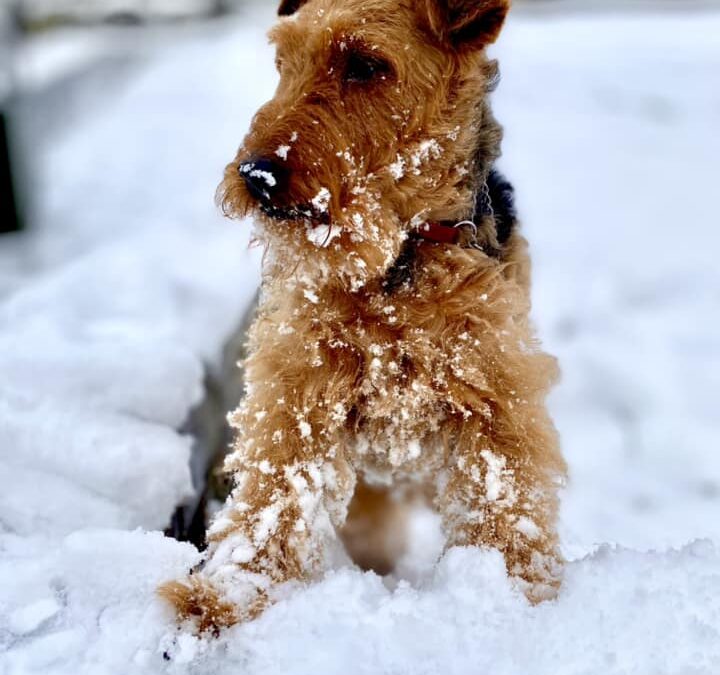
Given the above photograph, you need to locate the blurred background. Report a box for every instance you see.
[0,0,718,560]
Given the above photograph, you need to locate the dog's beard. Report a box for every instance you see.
[258,202,331,225]
[253,209,406,294]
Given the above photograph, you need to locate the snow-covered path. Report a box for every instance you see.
[1,6,719,674]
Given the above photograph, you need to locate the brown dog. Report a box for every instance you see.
[160,0,566,634]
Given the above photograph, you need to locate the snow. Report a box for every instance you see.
[310,186,332,213]
[160,544,720,675]
[305,222,342,248]
[7,599,61,636]
[302,288,320,304]
[242,165,277,188]
[410,139,443,171]
[298,420,312,438]
[388,155,406,180]
[1,4,720,675]
[479,449,514,504]
[11,29,114,94]
[1,530,199,674]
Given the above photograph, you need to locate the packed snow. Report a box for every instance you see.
[1,4,719,675]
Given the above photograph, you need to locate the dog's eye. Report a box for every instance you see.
[344,52,390,84]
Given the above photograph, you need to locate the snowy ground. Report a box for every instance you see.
[1,4,719,674]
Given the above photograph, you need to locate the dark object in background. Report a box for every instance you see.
[165,297,257,549]
[1,3,23,234]
[0,111,23,233]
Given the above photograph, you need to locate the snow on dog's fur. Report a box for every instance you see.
[160,0,566,633]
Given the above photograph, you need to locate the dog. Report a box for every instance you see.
[160,0,566,634]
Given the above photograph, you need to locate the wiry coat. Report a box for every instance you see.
[160,0,566,633]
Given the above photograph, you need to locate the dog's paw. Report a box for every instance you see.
[515,550,564,605]
[522,576,561,604]
[158,573,271,636]
[158,576,240,637]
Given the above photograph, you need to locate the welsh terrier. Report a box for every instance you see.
[160,0,566,633]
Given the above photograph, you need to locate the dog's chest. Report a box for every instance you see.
[347,340,448,478]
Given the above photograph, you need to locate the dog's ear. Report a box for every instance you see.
[422,0,510,50]
[278,0,307,16]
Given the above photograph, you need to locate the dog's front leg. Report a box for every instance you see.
[160,340,357,634]
[437,409,566,603]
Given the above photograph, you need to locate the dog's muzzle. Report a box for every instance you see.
[238,157,330,224]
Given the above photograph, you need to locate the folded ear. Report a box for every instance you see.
[278,0,307,16]
[422,0,510,50]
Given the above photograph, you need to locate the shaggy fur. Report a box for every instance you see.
[160,0,566,633]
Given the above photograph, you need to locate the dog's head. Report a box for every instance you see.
[219,0,510,289]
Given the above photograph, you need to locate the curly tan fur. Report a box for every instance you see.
[159,0,566,634]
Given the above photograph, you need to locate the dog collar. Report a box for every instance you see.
[414,220,481,248]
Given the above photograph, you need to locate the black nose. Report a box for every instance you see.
[239,158,288,205]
